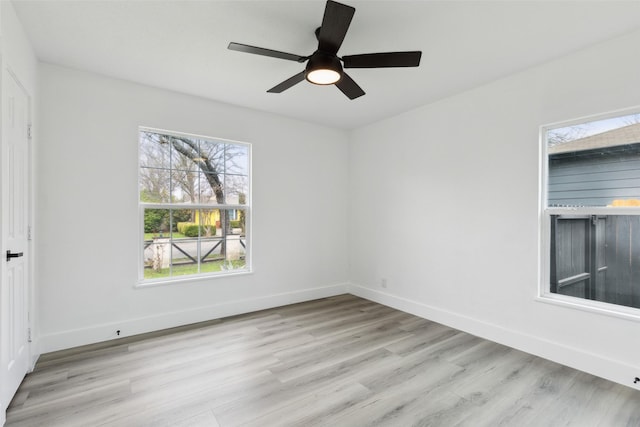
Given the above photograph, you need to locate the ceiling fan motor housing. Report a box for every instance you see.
[305,51,343,85]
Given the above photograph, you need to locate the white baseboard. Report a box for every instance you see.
[39,283,348,353]
[348,283,640,391]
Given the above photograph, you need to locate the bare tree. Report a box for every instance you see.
[139,138,170,202]
[622,114,640,126]
[165,135,226,204]
[547,125,588,148]
[172,155,198,206]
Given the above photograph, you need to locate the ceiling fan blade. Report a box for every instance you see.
[317,0,355,54]
[335,72,365,100]
[267,71,306,93]
[228,42,307,63]
[343,51,422,68]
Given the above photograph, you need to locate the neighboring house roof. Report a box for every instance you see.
[549,122,640,154]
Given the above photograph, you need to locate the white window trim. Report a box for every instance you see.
[538,107,640,322]
[136,127,252,287]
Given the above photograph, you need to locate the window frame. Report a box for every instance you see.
[137,127,252,287]
[539,107,640,321]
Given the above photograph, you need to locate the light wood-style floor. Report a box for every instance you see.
[6,295,640,426]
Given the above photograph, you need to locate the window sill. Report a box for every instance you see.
[535,292,640,323]
[135,269,253,289]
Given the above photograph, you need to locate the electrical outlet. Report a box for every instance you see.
[381,278,388,288]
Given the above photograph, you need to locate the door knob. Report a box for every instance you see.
[6,250,24,261]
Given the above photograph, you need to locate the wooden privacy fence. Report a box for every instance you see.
[551,215,640,309]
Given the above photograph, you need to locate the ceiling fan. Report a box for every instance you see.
[228,0,422,100]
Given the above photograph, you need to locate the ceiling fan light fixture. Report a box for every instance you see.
[305,53,342,85]
[307,68,341,85]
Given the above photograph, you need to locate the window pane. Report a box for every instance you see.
[223,208,247,271]
[143,238,172,280]
[547,113,640,207]
[225,144,249,175]
[173,148,199,173]
[225,175,248,204]
[550,214,640,309]
[171,235,199,277]
[196,208,219,237]
[140,167,171,203]
[172,209,194,233]
[198,139,225,172]
[171,169,199,203]
[199,172,224,204]
[143,208,171,280]
[227,208,246,235]
[140,131,171,169]
[170,135,201,172]
[144,208,170,236]
[223,234,246,271]
[201,236,224,265]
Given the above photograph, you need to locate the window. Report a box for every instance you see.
[138,128,250,283]
[542,110,640,315]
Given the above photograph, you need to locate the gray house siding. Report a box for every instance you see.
[548,144,640,207]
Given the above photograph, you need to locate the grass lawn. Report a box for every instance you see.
[144,259,246,279]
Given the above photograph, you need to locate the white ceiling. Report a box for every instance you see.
[12,0,640,129]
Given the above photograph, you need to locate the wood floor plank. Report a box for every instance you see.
[317,357,465,426]
[240,381,372,427]
[6,295,640,426]
[215,348,402,425]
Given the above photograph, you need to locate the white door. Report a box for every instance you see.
[0,69,30,421]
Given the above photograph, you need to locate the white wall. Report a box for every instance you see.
[2,2,36,89]
[36,64,349,352]
[348,29,640,389]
